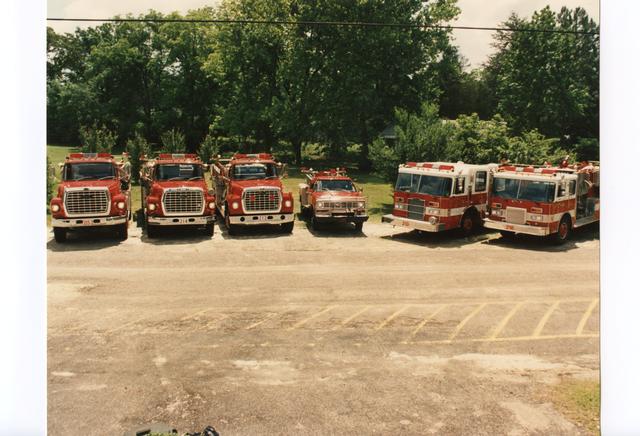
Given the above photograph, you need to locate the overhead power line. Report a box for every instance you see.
[46,17,599,36]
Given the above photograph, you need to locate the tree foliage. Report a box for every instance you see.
[79,124,117,153]
[160,129,186,153]
[125,133,151,183]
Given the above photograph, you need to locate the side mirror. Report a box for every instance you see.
[202,164,209,171]
[120,179,130,191]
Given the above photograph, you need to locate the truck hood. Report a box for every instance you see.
[313,190,363,200]
[58,179,121,197]
[230,178,284,189]
[153,180,209,191]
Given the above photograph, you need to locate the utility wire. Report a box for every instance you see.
[46,17,599,36]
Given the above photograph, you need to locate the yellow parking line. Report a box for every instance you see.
[245,313,278,330]
[107,311,165,334]
[532,301,560,337]
[488,302,525,339]
[410,332,599,346]
[332,306,371,330]
[575,298,599,335]
[205,314,229,330]
[180,308,213,322]
[402,304,448,344]
[448,303,487,341]
[287,306,335,331]
[375,305,410,330]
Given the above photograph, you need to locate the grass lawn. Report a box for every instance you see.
[551,379,600,435]
[46,145,395,226]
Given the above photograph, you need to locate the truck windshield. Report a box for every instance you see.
[156,164,203,181]
[492,178,556,203]
[317,180,355,191]
[232,163,278,180]
[395,173,451,197]
[64,163,115,181]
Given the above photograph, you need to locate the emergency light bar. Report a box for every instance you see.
[233,153,273,160]
[67,152,113,159]
[157,153,199,160]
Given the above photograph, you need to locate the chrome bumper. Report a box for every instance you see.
[315,212,368,222]
[483,219,550,236]
[52,215,127,228]
[147,215,215,226]
[229,213,294,225]
[382,214,444,232]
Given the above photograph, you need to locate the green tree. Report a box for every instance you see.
[198,133,221,164]
[126,133,151,183]
[487,7,599,143]
[160,128,186,153]
[79,124,117,153]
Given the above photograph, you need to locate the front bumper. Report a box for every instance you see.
[314,212,368,223]
[382,214,445,232]
[52,215,127,228]
[147,214,215,226]
[229,213,294,225]
[483,219,550,236]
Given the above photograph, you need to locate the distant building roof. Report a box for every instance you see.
[379,123,397,140]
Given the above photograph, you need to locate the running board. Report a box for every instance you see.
[575,216,598,228]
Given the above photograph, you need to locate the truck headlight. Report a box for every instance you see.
[285,199,292,208]
[494,209,505,217]
[529,214,543,221]
[356,201,365,209]
[428,216,439,225]
[208,201,216,209]
[51,204,60,213]
[232,201,239,210]
[148,203,156,211]
[426,208,439,215]
[117,201,126,210]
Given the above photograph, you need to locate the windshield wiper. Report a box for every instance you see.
[167,177,187,181]
[187,177,203,181]
[72,176,92,181]
[98,176,115,180]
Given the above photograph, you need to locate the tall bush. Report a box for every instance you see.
[126,133,151,183]
[160,129,186,153]
[79,124,117,153]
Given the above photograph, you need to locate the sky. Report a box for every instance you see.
[47,0,600,69]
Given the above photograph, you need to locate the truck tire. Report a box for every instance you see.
[460,209,478,236]
[354,222,364,232]
[499,230,515,239]
[552,215,572,244]
[146,221,158,238]
[281,221,294,234]
[204,222,215,237]
[116,223,128,241]
[311,215,321,231]
[225,207,238,236]
[53,227,67,243]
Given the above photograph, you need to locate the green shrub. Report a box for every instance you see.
[126,133,151,183]
[160,129,186,153]
[198,134,220,164]
[78,124,116,153]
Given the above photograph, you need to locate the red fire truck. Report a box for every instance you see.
[211,153,294,235]
[484,162,600,243]
[382,161,498,234]
[140,153,216,238]
[50,152,131,243]
[299,168,368,231]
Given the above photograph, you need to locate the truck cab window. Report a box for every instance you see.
[474,171,487,192]
[454,177,466,195]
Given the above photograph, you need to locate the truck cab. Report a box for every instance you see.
[50,153,131,243]
[382,161,497,235]
[211,153,294,235]
[484,162,600,243]
[299,168,368,231]
[140,154,216,238]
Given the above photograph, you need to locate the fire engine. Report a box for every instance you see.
[211,153,294,235]
[298,168,368,231]
[382,161,498,234]
[50,152,131,243]
[483,162,600,243]
[140,154,216,238]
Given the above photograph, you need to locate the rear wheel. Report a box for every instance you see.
[116,223,128,241]
[53,227,67,243]
[311,215,321,231]
[281,221,294,234]
[552,215,572,244]
[499,230,515,239]
[353,222,364,232]
[146,220,158,238]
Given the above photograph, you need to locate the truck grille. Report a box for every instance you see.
[162,188,204,215]
[407,198,425,220]
[506,207,527,225]
[242,188,281,213]
[64,188,110,217]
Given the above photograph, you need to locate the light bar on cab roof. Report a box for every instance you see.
[404,162,455,171]
[233,153,273,160]
[68,152,113,159]
[158,153,198,160]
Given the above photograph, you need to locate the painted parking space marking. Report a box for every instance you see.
[403,304,448,344]
[287,306,335,331]
[246,313,278,330]
[532,301,560,337]
[333,306,371,330]
[375,305,410,330]
[449,303,487,341]
[488,301,525,339]
[575,298,599,335]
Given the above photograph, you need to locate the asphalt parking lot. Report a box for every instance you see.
[47,221,599,435]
